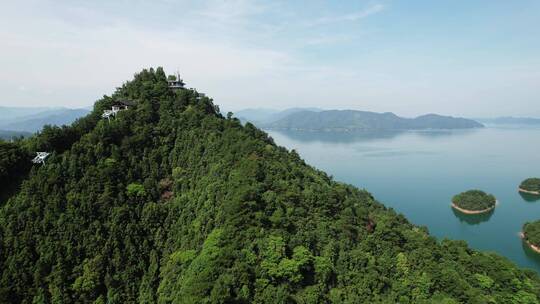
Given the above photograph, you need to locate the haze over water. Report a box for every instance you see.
[268,125,540,272]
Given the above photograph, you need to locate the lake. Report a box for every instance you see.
[267,125,540,272]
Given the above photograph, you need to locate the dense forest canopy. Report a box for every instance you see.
[524,221,540,248]
[521,178,540,193]
[1,68,539,303]
[0,141,30,185]
[452,190,497,212]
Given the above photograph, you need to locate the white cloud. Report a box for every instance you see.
[194,0,268,25]
[0,1,296,107]
[302,34,355,46]
[1,0,384,110]
[307,4,386,27]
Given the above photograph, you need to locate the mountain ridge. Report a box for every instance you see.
[235,107,323,124]
[0,106,90,132]
[262,109,483,131]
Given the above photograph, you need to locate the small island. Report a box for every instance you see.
[521,220,540,254]
[519,178,540,195]
[451,190,497,214]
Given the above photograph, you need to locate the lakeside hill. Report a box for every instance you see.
[0,68,538,303]
[0,106,90,133]
[262,110,483,131]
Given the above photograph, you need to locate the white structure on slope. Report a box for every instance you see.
[32,152,50,164]
[102,100,135,121]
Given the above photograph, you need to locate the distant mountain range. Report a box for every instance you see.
[475,117,540,125]
[0,129,32,140]
[236,108,483,131]
[0,106,90,136]
[234,107,323,124]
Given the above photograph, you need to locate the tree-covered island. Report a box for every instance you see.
[522,220,540,254]
[520,178,540,195]
[452,190,497,214]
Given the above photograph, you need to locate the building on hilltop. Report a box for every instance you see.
[168,73,185,90]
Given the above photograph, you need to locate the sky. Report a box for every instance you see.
[0,0,539,117]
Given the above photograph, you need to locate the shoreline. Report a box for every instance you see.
[520,232,540,254]
[519,188,540,195]
[451,202,496,215]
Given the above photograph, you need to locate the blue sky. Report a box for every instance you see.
[1,0,539,117]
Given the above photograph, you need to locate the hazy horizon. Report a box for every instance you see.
[1,1,539,117]
[2,104,540,121]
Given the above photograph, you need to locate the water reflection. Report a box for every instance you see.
[519,191,540,202]
[267,129,478,144]
[361,150,438,158]
[414,129,478,139]
[522,241,540,268]
[267,129,403,143]
[451,207,495,225]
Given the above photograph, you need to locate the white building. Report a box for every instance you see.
[102,100,135,120]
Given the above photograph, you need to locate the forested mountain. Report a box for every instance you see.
[263,110,483,131]
[0,107,90,133]
[1,68,539,303]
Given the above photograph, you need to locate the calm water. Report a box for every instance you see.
[268,126,540,272]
